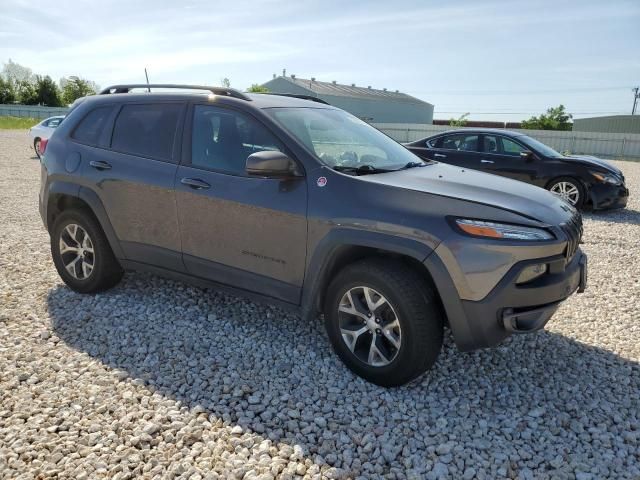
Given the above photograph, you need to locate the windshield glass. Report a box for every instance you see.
[266,107,422,170]
[519,135,563,158]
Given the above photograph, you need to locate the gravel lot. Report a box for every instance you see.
[1,129,639,480]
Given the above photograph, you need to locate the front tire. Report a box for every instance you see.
[51,209,123,293]
[324,258,444,387]
[548,177,585,209]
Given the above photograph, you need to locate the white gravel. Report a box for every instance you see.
[0,129,639,479]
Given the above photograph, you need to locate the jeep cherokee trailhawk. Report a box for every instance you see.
[39,84,587,386]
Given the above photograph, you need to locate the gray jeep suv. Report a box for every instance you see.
[39,84,587,386]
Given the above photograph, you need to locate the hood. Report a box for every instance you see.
[561,154,622,176]
[359,163,575,225]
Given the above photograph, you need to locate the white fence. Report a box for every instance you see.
[373,123,640,160]
[0,104,69,119]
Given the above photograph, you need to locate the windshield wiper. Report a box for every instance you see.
[401,161,428,169]
[333,164,394,175]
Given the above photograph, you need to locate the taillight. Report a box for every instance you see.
[40,138,48,155]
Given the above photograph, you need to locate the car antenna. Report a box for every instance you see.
[144,68,151,93]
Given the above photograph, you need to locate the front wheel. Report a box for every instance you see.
[548,177,585,209]
[324,259,444,387]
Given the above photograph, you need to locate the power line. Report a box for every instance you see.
[434,111,628,115]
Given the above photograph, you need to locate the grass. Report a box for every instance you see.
[0,116,41,129]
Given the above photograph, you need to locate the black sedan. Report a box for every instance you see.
[406,129,629,210]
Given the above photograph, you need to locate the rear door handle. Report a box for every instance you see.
[434,153,447,158]
[481,159,494,164]
[181,177,211,190]
[89,160,112,170]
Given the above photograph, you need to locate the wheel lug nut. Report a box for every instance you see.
[367,313,372,317]
[375,318,380,323]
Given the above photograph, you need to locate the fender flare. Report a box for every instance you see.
[46,182,125,260]
[300,228,436,318]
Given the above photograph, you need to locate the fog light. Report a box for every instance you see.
[517,263,547,285]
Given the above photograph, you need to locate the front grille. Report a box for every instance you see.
[560,212,583,262]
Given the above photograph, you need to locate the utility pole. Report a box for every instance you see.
[633,87,640,115]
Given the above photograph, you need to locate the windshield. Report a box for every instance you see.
[266,107,423,171]
[519,135,563,158]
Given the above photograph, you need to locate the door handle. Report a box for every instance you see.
[181,177,211,190]
[89,160,112,170]
[480,159,495,164]
[434,153,447,158]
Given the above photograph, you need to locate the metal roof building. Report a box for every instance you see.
[573,115,640,134]
[261,75,434,124]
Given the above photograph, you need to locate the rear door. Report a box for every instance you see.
[429,132,483,169]
[78,101,186,270]
[477,134,538,183]
[174,103,308,304]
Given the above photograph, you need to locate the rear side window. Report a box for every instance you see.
[441,133,479,152]
[111,103,182,161]
[71,107,113,146]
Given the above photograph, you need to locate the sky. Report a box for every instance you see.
[1,0,639,122]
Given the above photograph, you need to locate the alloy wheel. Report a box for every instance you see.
[338,286,402,367]
[550,181,580,205]
[59,223,95,280]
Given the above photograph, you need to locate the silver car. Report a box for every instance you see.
[29,116,65,159]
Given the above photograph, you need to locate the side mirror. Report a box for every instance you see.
[246,150,299,177]
[520,150,534,161]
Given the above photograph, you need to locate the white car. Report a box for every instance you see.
[29,116,64,159]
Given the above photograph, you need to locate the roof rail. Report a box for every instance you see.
[258,92,330,105]
[99,84,252,101]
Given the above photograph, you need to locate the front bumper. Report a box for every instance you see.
[428,249,587,351]
[590,182,629,210]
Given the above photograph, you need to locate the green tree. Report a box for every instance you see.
[0,76,17,104]
[247,84,269,93]
[221,77,231,88]
[61,76,97,105]
[16,80,38,105]
[521,105,572,131]
[35,75,63,106]
[449,112,469,127]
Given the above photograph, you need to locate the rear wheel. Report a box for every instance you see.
[548,177,585,208]
[51,209,123,293]
[34,138,42,159]
[324,258,444,387]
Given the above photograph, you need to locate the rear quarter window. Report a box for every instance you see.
[111,103,182,162]
[71,106,113,146]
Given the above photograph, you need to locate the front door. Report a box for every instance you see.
[175,104,308,304]
[477,134,539,183]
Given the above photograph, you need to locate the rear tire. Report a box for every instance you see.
[34,138,42,159]
[51,209,123,293]
[548,177,585,209]
[324,258,444,387]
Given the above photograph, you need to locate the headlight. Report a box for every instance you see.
[454,219,554,241]
[591,172,622,185]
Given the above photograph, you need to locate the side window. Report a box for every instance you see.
[483,135,498,153]
[191,105,283,175]
[441,134,479,152]
[426,137,440,148]
[500,137,528,156]
[111,103,182,162]
[71,107,113,146]
[48,118,62,128]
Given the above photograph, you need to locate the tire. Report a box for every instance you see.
[51,209,123,293]
[34,138,42,159]
[324,258,444,387]
[547,177,585,209]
